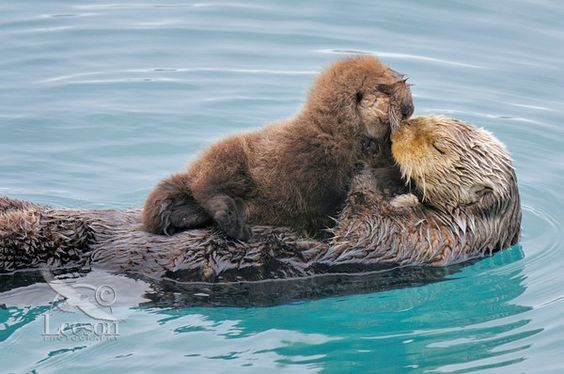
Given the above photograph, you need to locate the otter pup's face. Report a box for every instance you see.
[308,56,414,140]
[391,116,515,213]
[356,78,413,139]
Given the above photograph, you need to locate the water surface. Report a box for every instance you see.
[1,0,564,372]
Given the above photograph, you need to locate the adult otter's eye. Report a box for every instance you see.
[355,91,364,104]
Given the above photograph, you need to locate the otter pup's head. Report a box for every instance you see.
[391,116,517,214]
[306,55,414,140]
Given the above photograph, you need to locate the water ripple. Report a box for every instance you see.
[1,0,564,372]
[38,68,316,84]
[318,48,484,68]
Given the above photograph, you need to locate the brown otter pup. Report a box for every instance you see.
[143,56,414,240]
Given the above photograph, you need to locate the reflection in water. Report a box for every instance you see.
[0,246,542,372]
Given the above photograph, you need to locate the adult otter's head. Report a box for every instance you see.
[305,55,414,140]
[391,116,519,216]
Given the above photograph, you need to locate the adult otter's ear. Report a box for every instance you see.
[469,183,494,204]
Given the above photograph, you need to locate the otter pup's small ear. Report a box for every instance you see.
[375,84,393,95]
[355,90,364,103]
[376,80,407,95]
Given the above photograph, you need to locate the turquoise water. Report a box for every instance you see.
[1,0,564,372]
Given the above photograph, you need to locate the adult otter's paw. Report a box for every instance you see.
[390,193,420,209]
[204,195,252,241]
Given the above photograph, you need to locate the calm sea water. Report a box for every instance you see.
[1,0,564,372]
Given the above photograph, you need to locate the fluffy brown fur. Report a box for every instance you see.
[143,56,413,240]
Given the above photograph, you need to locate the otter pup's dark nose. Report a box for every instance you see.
[401,100,414,119]
[389,77,414,120]
[400,85,414,119]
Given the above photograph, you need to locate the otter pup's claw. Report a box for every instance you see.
[153,197,211,236]
[158,199,174,236]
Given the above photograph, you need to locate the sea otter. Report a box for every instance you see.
[391,116,518,213]
[0,116,521,284]
[324,115,521,267]
[142,56,414,240]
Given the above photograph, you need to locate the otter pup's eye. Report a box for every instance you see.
[355,91,364,103]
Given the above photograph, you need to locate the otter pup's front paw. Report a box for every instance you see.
[206,195,252,241]
[169,200,211,231]
[159,198,210,236]
[390,193,420,209]
[361,136,382,157]
[146,197,177,235]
